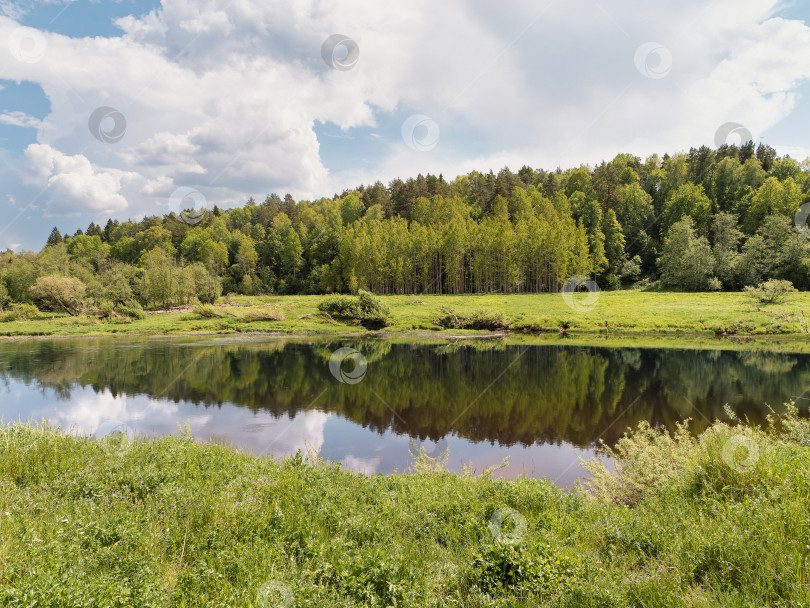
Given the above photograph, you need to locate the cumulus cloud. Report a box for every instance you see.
[24,144,134,215]
[0,0,809,229]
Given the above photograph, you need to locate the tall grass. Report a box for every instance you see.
[1,407,810,606]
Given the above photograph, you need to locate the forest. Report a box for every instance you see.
[2,141,809,313]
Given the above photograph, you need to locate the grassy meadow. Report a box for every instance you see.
[1,290,809,339]
[2,409,810,606]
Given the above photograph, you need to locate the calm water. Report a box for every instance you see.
[1,336,808,488]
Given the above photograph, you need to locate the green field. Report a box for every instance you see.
[1,291,808,339]
[2,410,810,607]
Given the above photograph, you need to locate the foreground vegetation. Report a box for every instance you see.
[1,406,809,606]
[1,291,810,338]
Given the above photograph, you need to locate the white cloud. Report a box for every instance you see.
[0,110,41,128]
[0,0,809,227]
[24,144,134,215]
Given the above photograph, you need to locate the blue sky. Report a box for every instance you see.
[2,0,810,251]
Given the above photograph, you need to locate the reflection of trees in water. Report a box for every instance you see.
[0,339,808,449]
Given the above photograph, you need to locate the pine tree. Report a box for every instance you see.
[46,227,63,247]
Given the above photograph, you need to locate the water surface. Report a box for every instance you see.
[1,336,808,488]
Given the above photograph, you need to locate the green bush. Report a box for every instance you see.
[435,308,509,330]
[317,290,390,329]
[0,303,41,322]
[193,303,222,318]
[96,300,116,319]
[117,300,146,320]
[744,279,797,304]
[240,309,285,322]
[469,542,577,597]
[29,275,86,315]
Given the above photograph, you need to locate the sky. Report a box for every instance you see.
[1,0,810,251]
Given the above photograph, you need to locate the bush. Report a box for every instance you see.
[29,275,86,315]
[241,309,285,322]
[194,303,222,318]
[117,300,146,320]
[96,300,116,319]
[435,308,509,330]
[317,290,390,329]
[744,279,797,304]
[0,303,41,322]
[469,543,577,596]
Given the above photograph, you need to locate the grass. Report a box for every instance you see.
[1,290,810,339]
[2,407,810,606]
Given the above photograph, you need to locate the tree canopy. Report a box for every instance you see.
[2,142,809,310]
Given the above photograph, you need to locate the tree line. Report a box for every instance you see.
[1,141,809,312]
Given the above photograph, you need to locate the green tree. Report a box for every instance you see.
[46,227,63,247]
[29,275,86,315]
[744,176,802,233]
[659,218,715,290]
[663,184,712,236]
[710,213,743,289]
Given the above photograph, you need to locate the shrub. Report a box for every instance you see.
[469,543,577,596]
[0,303,41,322]
[117,299,146,320]
[96,300,116,319]
[317,290,390,329]
[580,421,699,506]
[241,309,285,322]
[744,279,797,304]
[29,275,86,315]
[194,303,222,318]
[435,308,509,330]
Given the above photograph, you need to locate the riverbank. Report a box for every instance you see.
[1,291,808,339]
[1,411,808,606]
